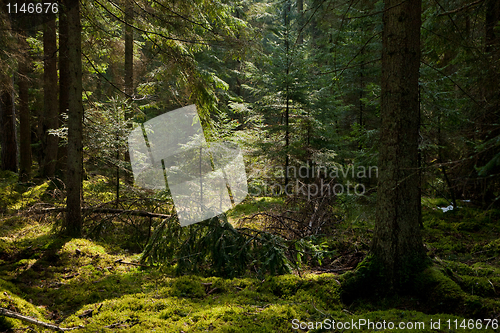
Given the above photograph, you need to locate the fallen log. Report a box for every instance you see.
[0,307,83,331]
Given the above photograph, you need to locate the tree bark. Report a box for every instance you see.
[123,0,134,185]
[371,0,426,290]
[297,0,304,45]
[0,75,17,173]
[64,0,83,237]
[485,0,500,53]
[42,14,59,178]
[124,0,134,97]
[0,3,17,173]
[0,11,17,175]
[18,31,32,181]
[284,1,290,188]
[58,0,70,176]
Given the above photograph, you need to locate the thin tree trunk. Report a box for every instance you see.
[485,0,500,53]
[0,75,17,173]
[297,0,303,45]
[18,31,32,181]
[0,0,17,173]
[124,0,134,97]
[284,0,290,188]
[358,58,364,150]
[58,0,70,176]
[371,0,426,290]
[123,0,134,186]
[42,14,59,178]
[64,0,83,237]
[437,115,457,208]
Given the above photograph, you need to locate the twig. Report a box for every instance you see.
[239,212,303,225]
[104,321,126,329]
[206,288,218,295]
[0,307,83,331]
[314,267,355,273]
[30,207,171,219]
[346,0,406,19]
[438,0,484,16]
[311,301,329,317]
[114,259,153,268]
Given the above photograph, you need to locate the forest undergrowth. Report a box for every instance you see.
[0,171,499,332]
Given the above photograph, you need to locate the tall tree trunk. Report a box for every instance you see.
[122,0,134,186]
[18,32,32,181]
[0,3,17,173]
[297,0,303,45]
[0,75,17,173]
[284,0,290,188]
[485,0,500,54]
[42,14,59,178]
[124,0,134,97]
[64,0,83,237]
[371,0,426,290]
[58,1,70,176]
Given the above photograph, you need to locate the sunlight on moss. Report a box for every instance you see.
[83,177,116,203]
[227,196,284,220]
[0,278,48,331]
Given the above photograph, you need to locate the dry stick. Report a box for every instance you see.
[0,307,83,331]
[315,267,355,273]
[114,258,153,268]
[437,0,484,16]
[206,288,218,296]
[31,207,171,219]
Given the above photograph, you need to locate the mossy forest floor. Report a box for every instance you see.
[0,172,499,332]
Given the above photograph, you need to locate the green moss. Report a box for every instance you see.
[226,196,285,222]
[83,177,117,203]
[410,264,498,317]
[257,274,303,297]
[457,220,482,232]
[0,278,47,330]
[414,266,465,313]
[14,181,51,210]
[483,238,500,256]
[1,194,500,332]
[171,276,206,298]
[421,197,452,207]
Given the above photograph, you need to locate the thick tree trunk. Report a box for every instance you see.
[371,0,426,289]
[64,0,83,237]
[42,14,59,178]
[18,32,32,181]
[0,75,17,173]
